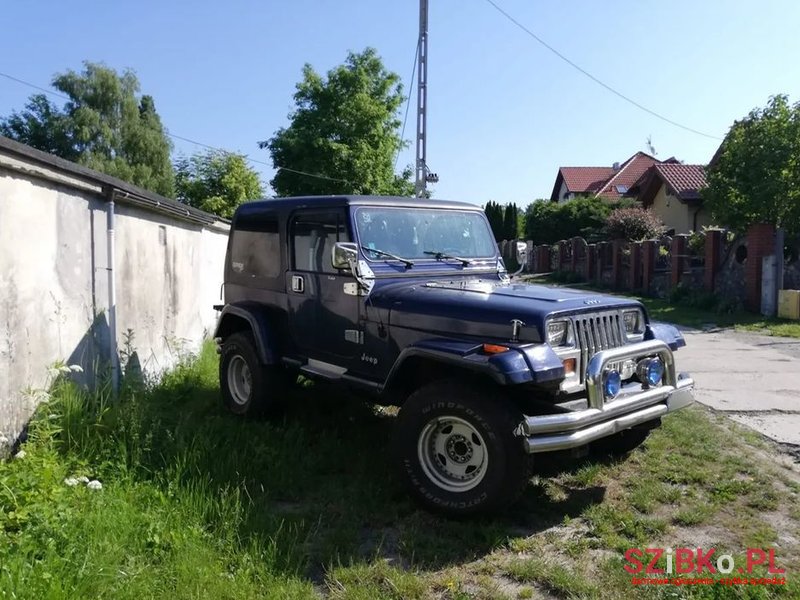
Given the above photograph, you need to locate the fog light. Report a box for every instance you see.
[603,370,621,399]
[637,357,664,387]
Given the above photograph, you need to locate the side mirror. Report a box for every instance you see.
[332,241,358,270]
[512,242,528,277]
[515,241,528,265]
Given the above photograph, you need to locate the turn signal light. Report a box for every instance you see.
[562,358,576,375]
[482,343,509,354]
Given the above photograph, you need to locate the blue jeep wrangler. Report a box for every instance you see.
[214,195,695,516]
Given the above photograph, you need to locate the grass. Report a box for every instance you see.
[2,343,799,598]
[636,295,800,338]
[532,273,800,338]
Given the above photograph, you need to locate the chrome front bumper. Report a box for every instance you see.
[517,340,695,453]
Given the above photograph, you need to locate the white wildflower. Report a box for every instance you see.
[78,476,90,483]
[68,364,84,373]
[14,450,26,459]
[58,365,72,374]
[86,480,103,490]
[64,477,80,487]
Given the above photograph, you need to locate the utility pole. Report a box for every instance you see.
[415,0,438,197]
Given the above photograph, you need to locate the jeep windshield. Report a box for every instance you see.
[354,207,497,264]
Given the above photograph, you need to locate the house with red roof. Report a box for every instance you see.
[634,163,711,233]
[550,152,660,202]
[549,151,712,233]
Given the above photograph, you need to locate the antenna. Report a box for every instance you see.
[646,135,657,157]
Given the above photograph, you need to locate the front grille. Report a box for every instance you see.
[573,311,625,383]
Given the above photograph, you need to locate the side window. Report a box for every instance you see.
[230,212,280,279]
[291,211,350,273]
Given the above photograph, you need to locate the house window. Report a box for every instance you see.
[615,185,629,194]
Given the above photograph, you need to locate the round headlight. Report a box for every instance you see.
[546,320,570,346]
[603,370,622,399]
[645,358,664,387]
[622,309,645,337]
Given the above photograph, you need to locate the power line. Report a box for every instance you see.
[395,40,419,169]
[0,70,354,185]
[0,72,69,101]
[483,0,724,141]
[166,132,350,182]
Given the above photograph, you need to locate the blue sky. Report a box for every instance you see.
[1,1,799,206]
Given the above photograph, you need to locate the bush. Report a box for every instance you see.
[687,230,706,256]
[605,207,664,241]
[524,196,635,244]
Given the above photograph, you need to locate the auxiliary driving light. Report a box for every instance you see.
[637,357,664,387]
[603,370,622,399]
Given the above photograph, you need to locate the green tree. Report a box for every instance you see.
[704,94,800,234]
[484,201,503,241]
[174,150,264,218]
[503,203,519,239]
[261,48,413,197]
[524,196,634,244]
[0,62,174,196]
[0,95,75,158]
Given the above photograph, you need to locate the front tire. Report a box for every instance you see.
[219,331,285,417]
[393,379,529,516]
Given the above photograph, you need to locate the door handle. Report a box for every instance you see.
[291,275,305,293]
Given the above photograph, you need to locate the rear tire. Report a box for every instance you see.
[219,331,285,417]
[393,379,530,516]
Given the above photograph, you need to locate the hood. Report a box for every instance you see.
[368,277,642,343]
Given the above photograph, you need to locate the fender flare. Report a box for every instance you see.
[383,338,565,389]
[645,322,686,351]
[213,303,278,365]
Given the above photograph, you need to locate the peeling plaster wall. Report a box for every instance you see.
[0,165,228,449]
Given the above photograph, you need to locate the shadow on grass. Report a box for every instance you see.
[43,355,614,582]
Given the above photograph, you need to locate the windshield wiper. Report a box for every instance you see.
[423,250,472,266]
[360,245,415,268]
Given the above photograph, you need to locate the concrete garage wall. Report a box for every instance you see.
[0,136,229,449]
[113,205,227,372]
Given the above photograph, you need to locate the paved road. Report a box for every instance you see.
[674,327,800,447]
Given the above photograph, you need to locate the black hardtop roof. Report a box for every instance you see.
[236,195,481,217]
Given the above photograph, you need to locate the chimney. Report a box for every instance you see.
[612,161,621,171]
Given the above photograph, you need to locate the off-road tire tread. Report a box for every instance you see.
[219,331,285,417]
[393,378,530,517]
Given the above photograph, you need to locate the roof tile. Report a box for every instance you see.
[560,166,617,194]
[596,152,659,199]
[654,163,707,200]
